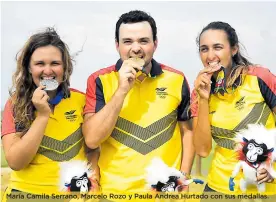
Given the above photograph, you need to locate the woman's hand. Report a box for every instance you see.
[194,68,213,100]
[32,86,51,117]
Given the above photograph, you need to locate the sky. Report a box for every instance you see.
[1,1,276,109]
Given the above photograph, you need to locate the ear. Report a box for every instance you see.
[269,148,274,153]
[115,40,119,53]
[231,44,239,57]
[153,38,158,52]
[242,137,248,143]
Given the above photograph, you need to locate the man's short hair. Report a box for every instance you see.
[115,10,157,42]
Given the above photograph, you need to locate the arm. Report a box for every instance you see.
[86,147,101,190]
[83,90,127,149]
[179,120,195,175]
[191,68,215,157]
[177,75,195,175]
[192,99,212,157]
[83,60,142,149]
[2,86,51,170]
[3,117,49,170]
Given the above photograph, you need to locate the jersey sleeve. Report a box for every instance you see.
[83,74,106,115]
[249,67,276,109]
[1,99,16,137]
[177,76,192,121]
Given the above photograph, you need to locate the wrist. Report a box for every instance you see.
[115,88,129,98]
[36,113,50,120]
[180,171,191,180]
[199,98,209,104]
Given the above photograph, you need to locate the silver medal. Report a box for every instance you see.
[40,79,59,91]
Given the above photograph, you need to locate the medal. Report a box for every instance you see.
[40,79,59,91]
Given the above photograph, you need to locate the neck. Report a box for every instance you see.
[143,61,152,75]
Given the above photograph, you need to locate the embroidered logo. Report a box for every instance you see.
[155,87,168,99]
[64,110,77,122]
[235,96,245,111]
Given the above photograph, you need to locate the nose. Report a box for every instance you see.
[43,65,54,74]
[207,49,216,61]
[131,42,142,54]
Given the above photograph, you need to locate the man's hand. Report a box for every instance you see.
[118,59,142,95]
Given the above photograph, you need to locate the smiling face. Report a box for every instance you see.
[116,21,158,69]
[199,29,238,72]
[29,45,64,89]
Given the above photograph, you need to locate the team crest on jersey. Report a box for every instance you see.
[64,110,77,122]
[235,96,245,111]
[155,87,168,99]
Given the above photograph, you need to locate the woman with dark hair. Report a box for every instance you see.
[191,21,276,195]
[1,28,96,199]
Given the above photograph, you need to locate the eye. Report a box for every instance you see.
[256,148,263,155]
[83,178,88,183]
[123,40,131,44]
[52,62,61,66]
[76,180,82,187]
[214,46,222,50]
[248,143,254,150]
[140,40,149,45]
[35,62,44,66]
[199,47,208,52]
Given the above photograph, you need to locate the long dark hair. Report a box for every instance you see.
[196,21,253,88]
[10,27,73,133]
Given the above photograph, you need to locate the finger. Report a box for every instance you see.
[258,168,267,175]
[267,178,274,183]
[125,73,135,81]
[257,172,268,181]
[130,68,137,75]
[33,90,47,100]
[127,60,143,71]
[202,73,212,80]
[201,77,211,85]
[199,81,208,88]
[122,60,142,71]
[258,175,271,184]
[42,94,50,102]
[37,85,46,90]
[198,67,214,75]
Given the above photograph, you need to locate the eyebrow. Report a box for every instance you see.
[32,60,62,63]
[121,38,132,41]
[213,43,223,46]
[139,37,150,41]
[121,37,151,41]
[199,43,224,48]
[199,45,208,48]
